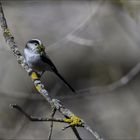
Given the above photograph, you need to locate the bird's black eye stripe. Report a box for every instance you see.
[28,40,40,45]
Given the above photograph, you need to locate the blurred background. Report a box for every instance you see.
[1,0,140,139]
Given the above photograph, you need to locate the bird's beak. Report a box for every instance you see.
[37,44,45,54]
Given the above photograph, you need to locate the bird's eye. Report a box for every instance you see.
[34,43,38,46]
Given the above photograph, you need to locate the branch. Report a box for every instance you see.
[10,104,63,123]
[79,62,140,94]
[48,108,56,140]
[0,2,103,140]
[58,62,140,101]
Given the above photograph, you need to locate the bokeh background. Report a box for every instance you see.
[1,0,140,139]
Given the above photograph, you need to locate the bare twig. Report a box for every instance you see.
[48,108,56,140]
[11,104,84,140]
[10,104,64,123]
[0,2,103,140]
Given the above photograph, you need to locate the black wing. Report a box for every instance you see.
[40,54,75,93]
[41,54,58,73]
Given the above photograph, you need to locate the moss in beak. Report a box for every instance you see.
[37,44,45,54]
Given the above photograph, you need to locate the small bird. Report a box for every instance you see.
[24,39,75,93]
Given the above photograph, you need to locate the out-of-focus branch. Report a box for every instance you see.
[66,34,100,46]
[60,62,140,100]
[0,2,103,140]
[77,62,140,93]
[107,63,140,90]
[48,0,104,50]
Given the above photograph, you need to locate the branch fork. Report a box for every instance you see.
[10,104,83,129]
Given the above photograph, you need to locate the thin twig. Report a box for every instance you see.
[48,108,56,140]
[10,104,64,123]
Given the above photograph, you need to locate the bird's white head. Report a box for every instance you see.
[26,39,45,54]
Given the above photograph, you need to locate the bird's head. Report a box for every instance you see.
[26,39,45,54]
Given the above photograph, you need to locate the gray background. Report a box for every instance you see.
[1,0,140,139]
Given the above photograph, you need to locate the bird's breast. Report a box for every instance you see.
[24,49,52,72]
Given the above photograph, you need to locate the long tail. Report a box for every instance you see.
[54,72,76,93]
